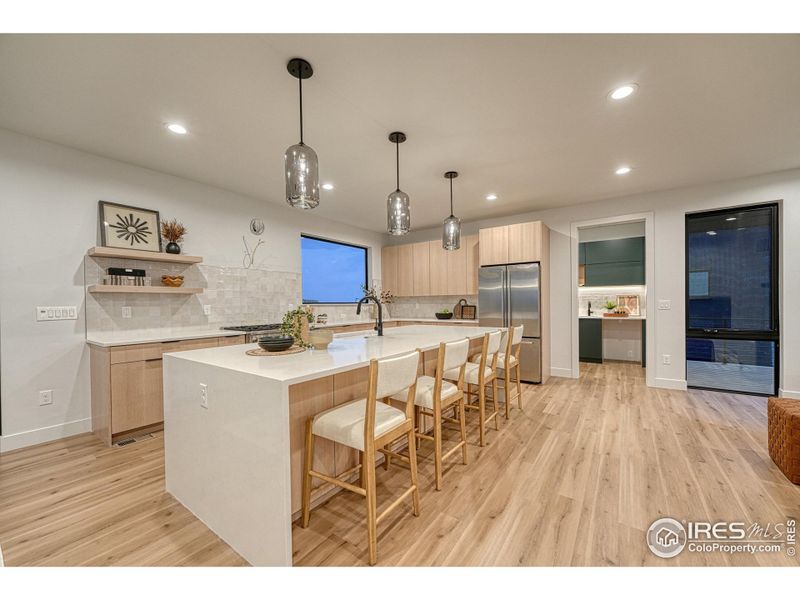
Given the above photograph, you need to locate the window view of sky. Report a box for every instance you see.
[301,236,367,303]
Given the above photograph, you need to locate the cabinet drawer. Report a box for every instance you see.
[109,343,162,364]
[218,335,246,346]
[110,359,164,434]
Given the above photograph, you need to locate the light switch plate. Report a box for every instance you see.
[203,305,212,316]
[37,306,78,321]
[122,306,132,319]
[658,300,671,310]
[39,389,53,405]
[200,383,208,409]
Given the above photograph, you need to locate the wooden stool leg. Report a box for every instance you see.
[516,364,523,410]
[433,402,443,491]
[364,449,378,565]
[414,405,422,449]
[301,419,315,528]
[492,377,500,430]
[358,451,364,487]
[458,397,468,464]
[407,430,421,516]
[504,370,511,420]
[383,444,391,470]
[478,381,486,447]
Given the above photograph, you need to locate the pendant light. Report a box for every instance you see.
[285,58,319,209]
[387,131,411,235]
[442,171,461,250]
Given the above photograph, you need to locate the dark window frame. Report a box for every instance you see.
[300,234,369,305]
[684,202,780,396]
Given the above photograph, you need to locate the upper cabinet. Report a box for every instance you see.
[396,244,414,296]
[428,241,449,296]
[579,237,645,286]
[479,226,508,266]
[479,221,547,266]
[411,242,430,296]
[381,244,398,294]
[463,234,479,295]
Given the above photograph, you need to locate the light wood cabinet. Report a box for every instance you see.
[428,241,449,295]
[381,244,398,295]
[446,242,467,295]
[508,221,542,263]
[479,226,509,266]
[464,234,479,295]
[480,221,546,265]
[396,244,414,297]
[411,242,430,296]
[91,335,245,445]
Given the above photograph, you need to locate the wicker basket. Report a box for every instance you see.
[768,397,800,484]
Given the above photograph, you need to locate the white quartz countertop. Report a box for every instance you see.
[165,324,496,385]
[310,317,477,329]
[578,315,646,320]
[86,328,244,348]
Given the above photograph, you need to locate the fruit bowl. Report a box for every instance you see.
[435,312,453,320]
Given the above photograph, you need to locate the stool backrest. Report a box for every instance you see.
[437,337,470,390]
[508,325,524,363]
[478,329,503,372]
[365,351,420,445]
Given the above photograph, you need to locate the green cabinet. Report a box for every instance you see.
[579,318,603,363]
[580,237,644,286]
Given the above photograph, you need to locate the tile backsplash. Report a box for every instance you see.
[85,256,481,336]
[578,286,646,317]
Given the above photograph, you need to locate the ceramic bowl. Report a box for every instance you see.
[308,329,334,349]
[257,334,295,352]
[435,312,453,320]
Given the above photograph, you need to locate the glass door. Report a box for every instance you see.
[685,203,779,395]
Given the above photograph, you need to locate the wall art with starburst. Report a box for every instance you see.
[99,201,162,252]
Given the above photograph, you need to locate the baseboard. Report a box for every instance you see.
[653,377,688,391]
[779,389,800,400]
[0,417,91,453]
[549,367,576,379]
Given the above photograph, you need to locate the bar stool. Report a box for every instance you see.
[445,330,502,446]
[390,338,470,491]
[496,324,524,419]
[301,350,422,566]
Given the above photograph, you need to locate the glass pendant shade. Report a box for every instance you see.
[442,214,461,250]
[285,142,320,209]
[387,189,411,235]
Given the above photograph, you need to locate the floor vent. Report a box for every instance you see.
[114,433,155,447]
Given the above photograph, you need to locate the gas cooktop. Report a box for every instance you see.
[221,324,281,332]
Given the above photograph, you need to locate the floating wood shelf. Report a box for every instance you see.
[87,247,203,264]
[88,285,204,295]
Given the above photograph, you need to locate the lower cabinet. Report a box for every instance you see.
[90,335,245,445]
[579,319,603,363]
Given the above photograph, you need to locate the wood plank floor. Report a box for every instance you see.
[1,362,798,566]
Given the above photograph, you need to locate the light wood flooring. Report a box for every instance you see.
[1,362,798,566]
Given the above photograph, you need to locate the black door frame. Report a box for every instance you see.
[684,202,780,396]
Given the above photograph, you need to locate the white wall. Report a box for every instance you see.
[396,169,800,395]
[0,129,385,451]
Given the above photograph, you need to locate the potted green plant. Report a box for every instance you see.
[280,307,315,347]
[435,307,453,320]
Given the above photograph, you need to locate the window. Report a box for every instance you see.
[301,235,368,304]
[685,203,779,395]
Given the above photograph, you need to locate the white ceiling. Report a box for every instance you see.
[1,34,799,233]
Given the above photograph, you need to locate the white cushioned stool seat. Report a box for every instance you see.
[312,398,406,451]
[391,375,459,409]
[444,362,492,385]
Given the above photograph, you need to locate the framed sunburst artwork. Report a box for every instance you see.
[99,201,162,252]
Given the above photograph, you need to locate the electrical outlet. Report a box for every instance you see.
[658,300,671,310]
[662,354,671,365]
[200,383,208,409]
[122,306,132,319]
[39,389,53,406]
[203,305,212,316]
[627,350,633,358]
[36,306,78,321]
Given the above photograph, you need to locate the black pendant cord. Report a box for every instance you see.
[395,141,400,191]
[449,177,454,217]
[298,75,304,144]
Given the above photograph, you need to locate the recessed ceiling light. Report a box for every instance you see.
[322,183,334,191]
[707,230,717,236]
[615,166,632,175]
[166,123,187,135]
[609,84,638,100]
[725,217,737,221]
[486,194,498,201]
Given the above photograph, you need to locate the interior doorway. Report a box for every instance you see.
[570,213,655,387]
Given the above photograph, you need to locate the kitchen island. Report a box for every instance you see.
[163,324,496,566]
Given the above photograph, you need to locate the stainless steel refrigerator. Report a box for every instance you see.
[478,263,542,383]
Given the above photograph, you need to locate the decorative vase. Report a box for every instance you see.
[165,242,181,254]
[294,315,310,346]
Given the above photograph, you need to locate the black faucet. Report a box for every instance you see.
[587,301,593,316]
[356,293,383,336]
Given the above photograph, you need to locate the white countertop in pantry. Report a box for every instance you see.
[578,315,646,320]
[164,324,495,385]
[86,328,244,348]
